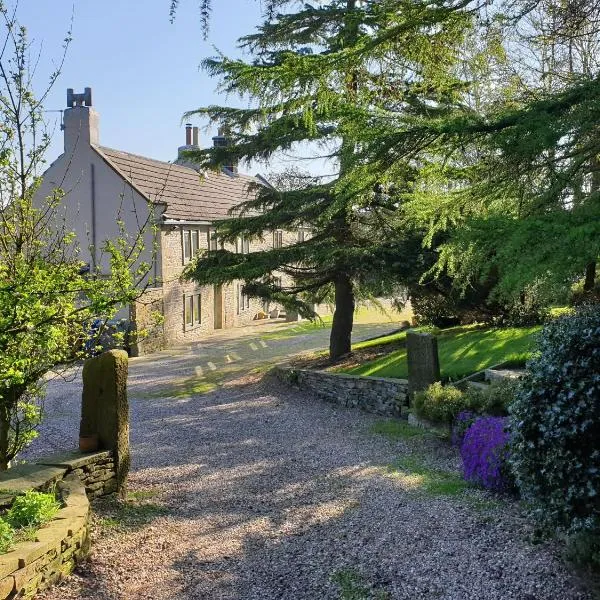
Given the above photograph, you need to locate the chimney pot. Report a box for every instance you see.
[185,123,192,146]
[192,126,199,146]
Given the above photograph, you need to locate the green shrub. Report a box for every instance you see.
[7,490,60,528]
[510,305,600,551]
[0,519,14,554]
[410,293,461,328]
[463,379,520,417]
[414,382,481,425]
[569,278,600,307]
[496,296,549,327]
[565,530,600,570]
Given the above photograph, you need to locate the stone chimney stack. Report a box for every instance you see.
[175,124,202,170]
[63,87,99,154]
[212,128,238,175]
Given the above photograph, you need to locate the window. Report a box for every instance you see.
[182,227,201,263]
[274,276,283,289]
[208,228,218,251]
[297,229,306,243]
[273,230,283,249]
[184,292,201,329]
[237,283,251,314]
[237,236,250,254]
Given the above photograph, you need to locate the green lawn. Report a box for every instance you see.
[340,325,540,381]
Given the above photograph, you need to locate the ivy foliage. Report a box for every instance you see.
[510,305,600,536]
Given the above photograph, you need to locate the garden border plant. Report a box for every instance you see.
[413,378,520,492]
[509,304,600,568]
[0,489,62,555]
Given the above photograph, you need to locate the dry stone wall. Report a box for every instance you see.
[37,450,117,500]
[274,367,408,416]
[0,453,117,599]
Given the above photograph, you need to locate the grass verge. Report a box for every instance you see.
[339,325,539,380]
[369,419,429,440]
[331,568,390,600]
[387,455,471,496]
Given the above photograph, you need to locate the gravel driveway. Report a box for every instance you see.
[31,321,594,600]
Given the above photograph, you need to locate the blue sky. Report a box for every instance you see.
[16,1,264,167]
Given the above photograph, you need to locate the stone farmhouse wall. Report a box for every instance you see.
[0,451,117,598]
[155,225,300,349]
[130,287,166,357]
[274,367,408,416]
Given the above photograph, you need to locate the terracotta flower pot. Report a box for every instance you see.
[79,434,99,453]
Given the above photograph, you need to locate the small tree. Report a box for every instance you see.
[0,7,155,468]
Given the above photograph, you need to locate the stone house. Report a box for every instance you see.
[36,88,305,355]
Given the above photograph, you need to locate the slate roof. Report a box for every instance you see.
[93,145,257,222]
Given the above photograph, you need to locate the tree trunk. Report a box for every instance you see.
[330,275,354,360]
[0,403,10,471]
[584,261,597,292]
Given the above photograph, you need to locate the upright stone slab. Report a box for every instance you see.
[406,332,441,404]
[80,350,130,497]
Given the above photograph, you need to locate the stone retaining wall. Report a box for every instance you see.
[0,450,117,598]
[0,474,90,599]
[37,450,117,500]
[274,367,408,416]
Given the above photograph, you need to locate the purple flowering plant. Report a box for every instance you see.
[460,416,512,491]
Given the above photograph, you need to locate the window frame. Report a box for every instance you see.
[208,228,218,251]
[182,227,202,264]
[236,283,251,314]
[237,235,250,254]
[273,230,283,249]
[183,291,202,330]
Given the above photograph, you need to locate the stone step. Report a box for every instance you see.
[466,381,490,391]
[485,368,526,383]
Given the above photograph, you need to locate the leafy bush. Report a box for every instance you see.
[461,416,512,491]
[569,278,600,306]
[564,530,600,570]
[0,519,14,553]
[7,490,60,528]
[411,293,461,328]
[496,295,549,327]
[462,379,521,417]
[414,382,482,425]
[510,305,600,540]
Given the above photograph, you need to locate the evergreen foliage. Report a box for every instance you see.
[510,305,600,538]
[183,0,473,359]
[375,1,600,304]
